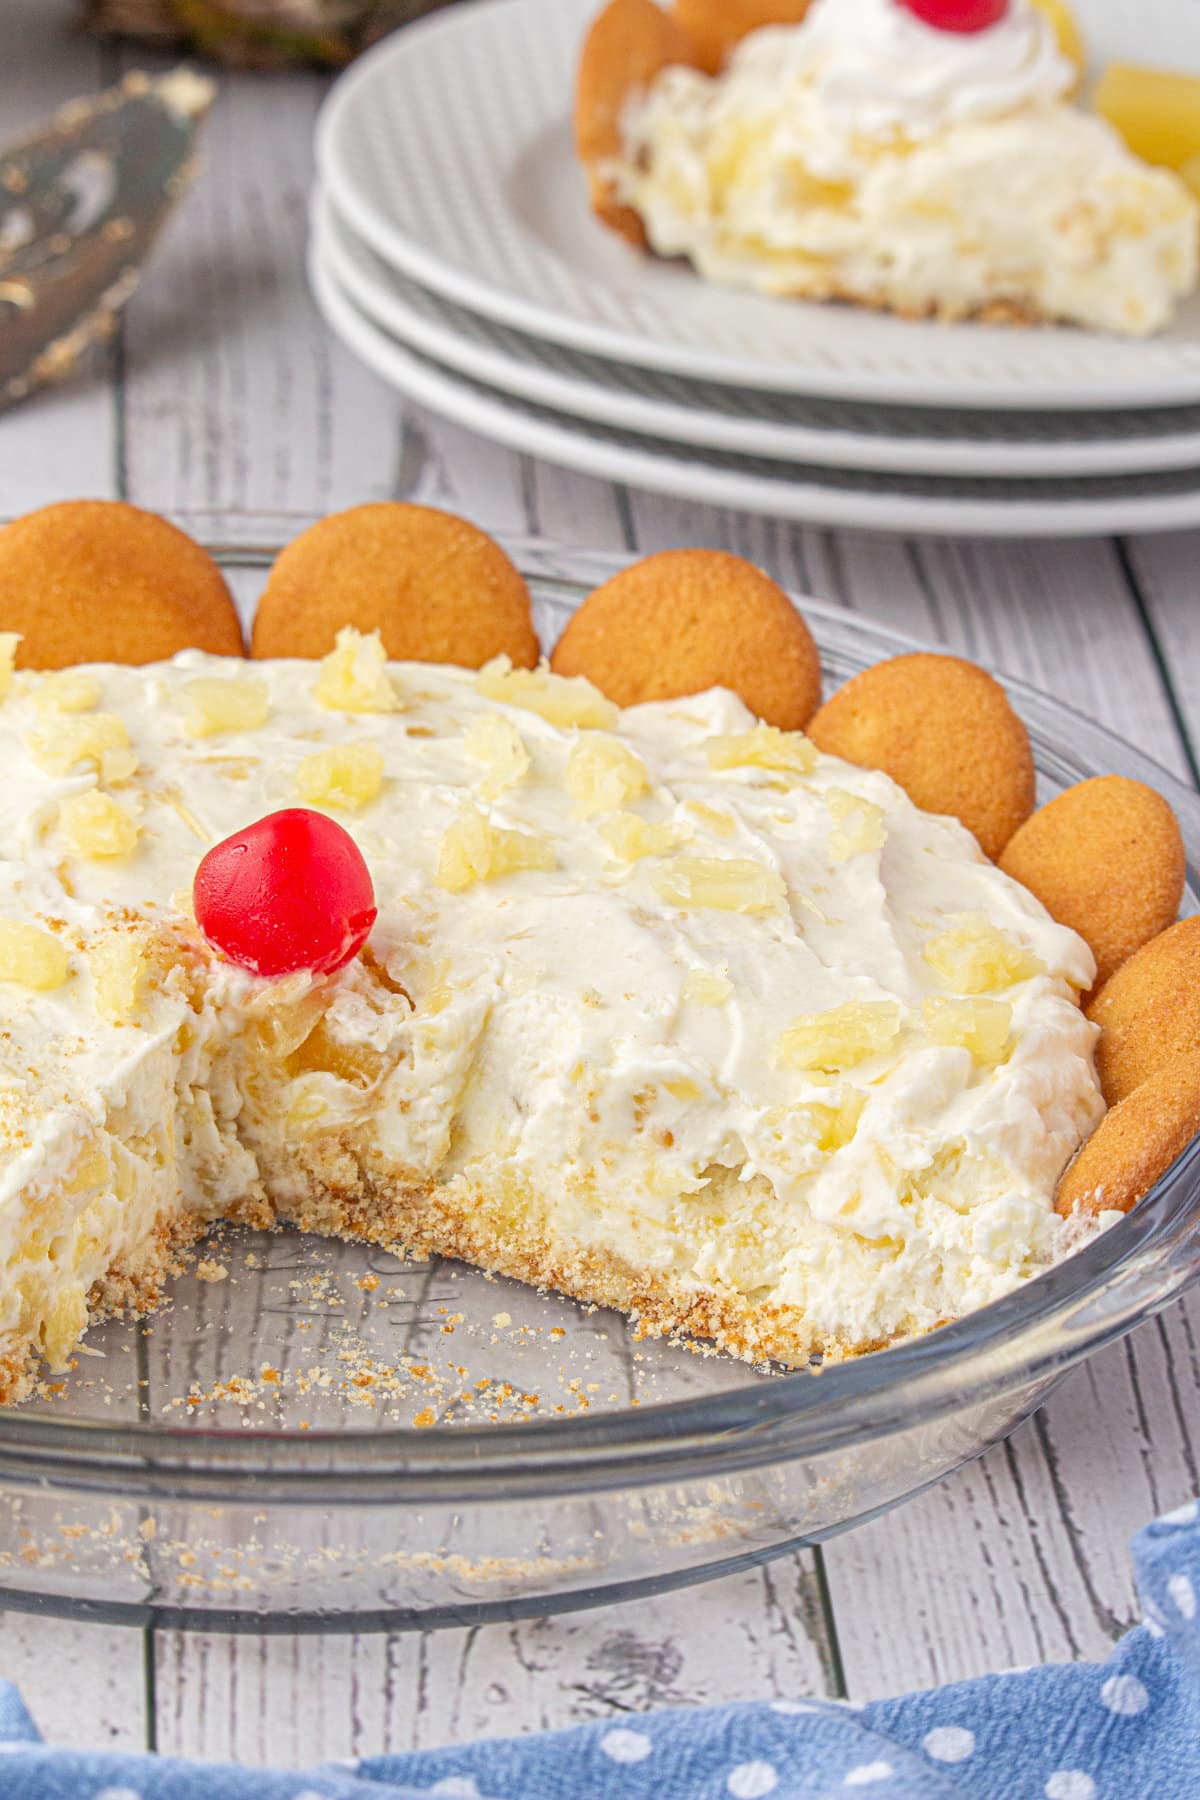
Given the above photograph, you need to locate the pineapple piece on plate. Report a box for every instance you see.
[1095,64,1200,175]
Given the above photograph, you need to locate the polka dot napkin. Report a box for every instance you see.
[1,1499,1197,1799]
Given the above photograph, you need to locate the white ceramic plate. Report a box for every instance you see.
[309,235,1200,538]
[316,0,1200,410]
[315,187,1200,479]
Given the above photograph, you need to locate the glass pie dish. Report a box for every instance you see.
[0,538,1196,1633]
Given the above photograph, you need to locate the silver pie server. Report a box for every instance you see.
[0,66,214,412]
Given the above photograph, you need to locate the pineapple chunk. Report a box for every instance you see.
[0,633,20,702]
[801,1091,865,1152]
[1095,64,1200,174]
[462,713,530,799]
[683,967,732,1005]
[664,1076,703,1102]
[295,742,384,811]
[476,656,616,729]
[686,801,735,838]
[924,917,1044,993]
[313,627,397,714]
[1030,0,1085,86]
[286,1087,328,1134]
[64,1149,108,1200]
[775,1001,902,1073]
[436,803,555,893]
[566,735,649,817]
[33,671,101,714]
[0,921,69,991]
[706,724,816,777]
[91,935,148,1025]
[60,791,140,859]
[101,748,138,786]
[923,996,1013,1066]
[43,1285,88,1370]
[598,811,680,862]
[26,712,130,777]
[652,854,785,913]
[179,677,269,738]
[827,789,886,862]
[247,986,329,1060]
[286,1014,385,1088]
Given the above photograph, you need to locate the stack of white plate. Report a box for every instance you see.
[312,0,1200,538]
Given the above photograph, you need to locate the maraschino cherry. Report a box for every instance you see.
[193,808,377,978]
[899,0,1008,31]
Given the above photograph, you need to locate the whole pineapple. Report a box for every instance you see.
[81,0,458,68]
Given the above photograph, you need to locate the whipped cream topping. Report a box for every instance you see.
[0,648,1106,1361]
[745,0,1074,141]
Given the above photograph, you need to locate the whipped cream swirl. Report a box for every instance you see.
[732,0,1075,139]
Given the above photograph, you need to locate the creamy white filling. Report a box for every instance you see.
[611,5,1198,335]
[0,652,1105,1357]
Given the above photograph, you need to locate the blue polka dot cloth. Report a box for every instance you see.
[1,1498,1198,1799]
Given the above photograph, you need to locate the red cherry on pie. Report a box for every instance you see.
[899,0,1009,31]
[193,808,377,978]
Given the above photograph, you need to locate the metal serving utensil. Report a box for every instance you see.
[0,66,214,412]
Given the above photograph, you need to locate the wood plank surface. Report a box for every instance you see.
[0,0,118,516]
[155,1555,834,1764]
[117,51,400,543]
[1122,533,1200,773]
[4,0,1200,1765]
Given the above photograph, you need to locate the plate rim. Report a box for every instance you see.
[309,235,1200,540]
[314,191,1200,481]
[315,0,1200,412]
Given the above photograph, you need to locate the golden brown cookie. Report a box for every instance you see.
[1088,915,1200,1104]
[671,0,812,75]
[251,503,539,669]
[1055,1052,1200,1218]
[575,0,699,247]
[998,775,1184,994]
[549,548,822,729]
[806,653,1034,862]
[0,499,243,668]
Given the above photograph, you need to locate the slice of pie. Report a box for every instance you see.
[0,630,1104,1400]
[583,0,1199,335]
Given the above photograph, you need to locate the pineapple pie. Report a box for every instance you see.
[0,499,1191,1401]
[577,0,1199,333]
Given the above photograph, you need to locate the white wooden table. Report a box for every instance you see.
[4,0,1200,1767]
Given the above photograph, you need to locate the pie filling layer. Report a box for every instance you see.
[0,640,1105,1398]
[608,0,1199,335]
